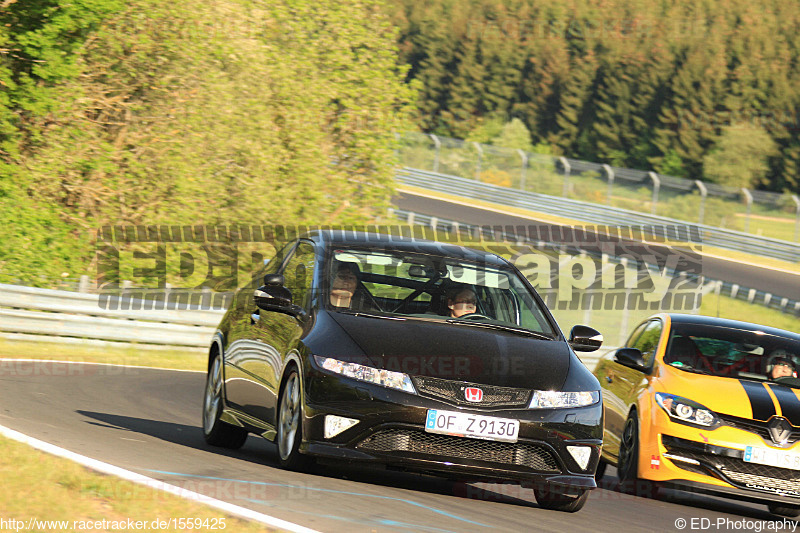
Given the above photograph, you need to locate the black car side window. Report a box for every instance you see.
[281,242,316,311]
[631,320,663,366]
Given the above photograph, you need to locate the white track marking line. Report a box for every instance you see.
[0,424,319,533]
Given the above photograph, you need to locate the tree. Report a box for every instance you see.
[703,124,779,189]
[0,0,416,284]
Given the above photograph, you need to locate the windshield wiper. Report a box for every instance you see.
[336,310,406,320]
[445,319,553,340]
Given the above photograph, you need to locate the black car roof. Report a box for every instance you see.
[667,313,800,340]
[303,230,511,267]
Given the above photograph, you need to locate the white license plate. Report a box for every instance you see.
[744,446,800,471]
[425,409,520,443]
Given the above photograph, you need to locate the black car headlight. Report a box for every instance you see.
[655,392,719,427]
[529,390,600,408]
[314,356,417,394]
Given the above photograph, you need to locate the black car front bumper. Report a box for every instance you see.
[301,368,603,490]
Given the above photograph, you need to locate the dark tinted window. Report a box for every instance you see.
[282,242,316,311]
[664,323,800,385]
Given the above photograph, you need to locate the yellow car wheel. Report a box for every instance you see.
[617,414,639,486]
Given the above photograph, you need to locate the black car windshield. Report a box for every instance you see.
[324,248,555,338]
[665,323,800,387]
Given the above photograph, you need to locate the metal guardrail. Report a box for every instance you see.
[399,132,800,242]
[396,167,800,263]
[390,208,800,318]
[0,282,608,370]
[0,283,223,348]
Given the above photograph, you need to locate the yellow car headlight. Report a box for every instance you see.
[655,392,719,428]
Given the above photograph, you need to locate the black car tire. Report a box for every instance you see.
[595,459,607,481]
[277,369,312,471]
[203,354,248,449]
[533,484,590,512]
[768,503,800,517]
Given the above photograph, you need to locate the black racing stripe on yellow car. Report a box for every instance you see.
[739,380,776,422]
[766,384,800,427]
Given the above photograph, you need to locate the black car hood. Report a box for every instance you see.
[326,312,570,390]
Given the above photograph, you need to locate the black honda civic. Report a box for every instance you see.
[202,231,604,511]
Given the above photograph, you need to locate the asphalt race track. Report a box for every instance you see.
[1,361,795,533]
[393,191,800,302]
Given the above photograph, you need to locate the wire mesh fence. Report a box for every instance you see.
[398,132,800,243]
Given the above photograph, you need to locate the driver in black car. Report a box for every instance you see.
[329,262,379,312]
[446,287,478,318]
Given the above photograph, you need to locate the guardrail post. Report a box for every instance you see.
[648,172,660,214]
[741,188,753,233]
[694,180,707,225]
[429,134,441,174]
[473,142,483,181]
[792,194,800,242]
[78,275,90,293]
[394,132,401,162]
[518,149,528,191]
[559,157,570,197]
[603,164,614,205]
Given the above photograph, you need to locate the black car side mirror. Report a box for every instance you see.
[569,325,603,352]
[614,348,647,371]
[254,284,307,320]
[254,285,292,311]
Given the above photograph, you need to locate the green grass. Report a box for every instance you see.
[0,339,207,371]
[0,434,276,532]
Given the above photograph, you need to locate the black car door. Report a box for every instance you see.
[237,240,317,425]
[224,241,293,420]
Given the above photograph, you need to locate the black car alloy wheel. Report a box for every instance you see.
[203,354,247,448]
[277,369,311,470]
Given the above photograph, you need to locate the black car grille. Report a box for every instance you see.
[356,429,560,472]
[719,413,800,447]
[664,442,800,498]
[411,376,531,408]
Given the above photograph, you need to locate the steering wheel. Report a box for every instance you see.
[456,313,491,320]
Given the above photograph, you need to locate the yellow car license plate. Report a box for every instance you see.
[744,446,800,471]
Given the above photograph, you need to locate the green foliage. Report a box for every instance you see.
[703,124,780,189]
[392,0,800,193]
[468,116,534,152]
[0,0,415,285]
[494,118,534,152]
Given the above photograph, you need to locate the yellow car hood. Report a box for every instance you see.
[659,367,800,424]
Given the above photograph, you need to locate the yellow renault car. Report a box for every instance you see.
[594,313,800,516]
